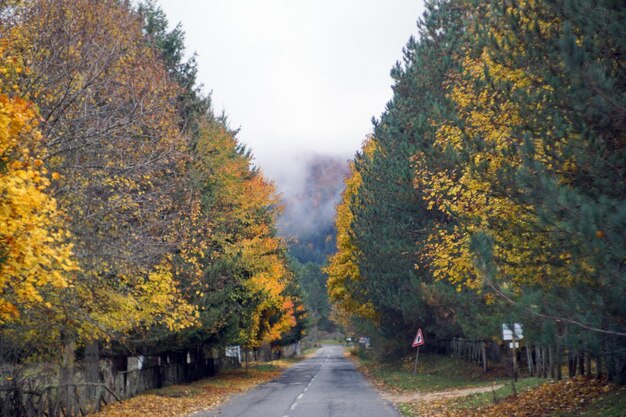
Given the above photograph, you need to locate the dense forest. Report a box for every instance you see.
[0,0,301,368]
[326,0,626,383]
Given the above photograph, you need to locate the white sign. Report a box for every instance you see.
[509,342,519,349]
[502,323,523,341]
[226,345,241,361]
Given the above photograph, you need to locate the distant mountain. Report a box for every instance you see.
[278,154,349,264]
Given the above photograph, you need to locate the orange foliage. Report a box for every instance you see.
[189,119,296,347]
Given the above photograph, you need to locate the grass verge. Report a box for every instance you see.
[412,376,625,417]
[356,352,495,393]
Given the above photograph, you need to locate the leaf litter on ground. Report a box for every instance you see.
[407,376,625,417]
[91,362,287,417]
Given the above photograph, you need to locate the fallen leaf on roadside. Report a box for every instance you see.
[91,365,284,417]
[410,376,622,417]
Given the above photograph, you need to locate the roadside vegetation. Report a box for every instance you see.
[353,352,625,417]
[408,377,626,417]
[357,352,495,393]
[0,0,303,362]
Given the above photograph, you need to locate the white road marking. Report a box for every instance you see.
[285,349,329,416]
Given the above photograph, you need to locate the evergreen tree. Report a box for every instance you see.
[138,0,212,131]
[343,0,472,358]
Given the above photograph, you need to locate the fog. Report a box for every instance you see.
[271,152,350,240]
[157,0,425,199]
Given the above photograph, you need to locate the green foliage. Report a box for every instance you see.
[138,0,211,130]
[328,0,477,357]
[291,260,333,332]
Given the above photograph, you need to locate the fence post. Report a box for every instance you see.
[482,341,487,372]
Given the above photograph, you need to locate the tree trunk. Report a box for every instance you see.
[568,351,576,378]
[525,345,531,376]
[556,341,563,380]
[482,341,487,373]
[548,346,556,379]
[579,352,585,376]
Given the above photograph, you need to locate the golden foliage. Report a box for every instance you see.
[15,0,198,339]
[415,3,575,291]
[1,0,294,354]
[324,137,377,326]
[0,41,76,322]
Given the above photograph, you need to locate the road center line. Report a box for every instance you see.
[284,354,326,415]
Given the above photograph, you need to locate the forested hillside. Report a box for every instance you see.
[280,154,349,334]
[326,0,626,382]
[0,0,299,365]
[279,154,347,264]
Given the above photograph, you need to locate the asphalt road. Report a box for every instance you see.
[194,345,399,417]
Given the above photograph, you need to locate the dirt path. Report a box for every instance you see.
[381,384,504,404]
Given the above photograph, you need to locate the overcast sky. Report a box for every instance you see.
[157,0,425,189]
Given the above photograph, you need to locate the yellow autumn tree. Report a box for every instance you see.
[223,150,296,348]
[2,0,198,348]
[0,41,75,323]
[415,2,572,294]
[325,137,377,327]
[236,181,296,346]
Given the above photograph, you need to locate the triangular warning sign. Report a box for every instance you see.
[412,328,425,347]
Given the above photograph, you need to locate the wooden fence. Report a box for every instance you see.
[0,342,303,417]
[0,352,238,417]
[431,338,501,372]
[431,338,619,382]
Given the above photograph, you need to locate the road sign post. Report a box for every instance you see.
[412,328,425,375]
[502,323,523,395]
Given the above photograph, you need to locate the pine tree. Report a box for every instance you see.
[339,0,472,358]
